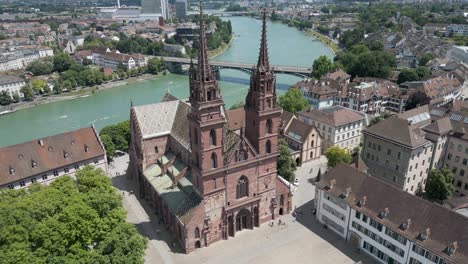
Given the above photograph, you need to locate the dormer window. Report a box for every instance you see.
[84,145,90,152]
[63,151,69,159]
[31,160,37,168]
[446,241,458,256]
[419,228,431,241]
[9,167,15,175]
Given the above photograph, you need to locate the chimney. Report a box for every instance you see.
[379,207,390,218]
[401,218,411,230]
[420,228,431,241]
[357,196,367,207]
[38,139,44,146]
[343,187,352,197]
[446,241,459,256]
[329,179,336,189]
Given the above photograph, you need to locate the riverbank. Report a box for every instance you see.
[305,29,339,54]
[5,73,160,112]
[210,33,234,59]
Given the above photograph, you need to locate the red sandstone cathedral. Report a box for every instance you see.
[128,9,292,253]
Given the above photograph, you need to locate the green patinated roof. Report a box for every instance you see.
[143,160,202,224]
[160,152,175,164]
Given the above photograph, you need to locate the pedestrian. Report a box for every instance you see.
[278,219,282,225]
[310,168,313,174]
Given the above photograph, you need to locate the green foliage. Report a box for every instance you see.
[312,55,336,79]
[369,112,393,126]
[0,91,13,105]
[425,168,454,202]
[335,45,395,79]
[147,57,166,74]
[31,80,48,94]
[99,121,131,156]
[20,85,34,101]
[229,101,244,110]
[405,90,430,110]
[277,139,296,182]
[419,53,434,66]
[339,29,364,49]
[26,59,53,76]
[53,52,75,73]
[397,68,420,84]
[325,146,352,168]
[225,4,248,12]
[100,134,115,159]
[0,166,147,264]
[279,88,309,113]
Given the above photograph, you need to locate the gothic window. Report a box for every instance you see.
[207,90,212,101]
[311,140,314,147]
[236,176,249,199]
[310,151,314,159]
[155,146,159,153]
[239,150,247,161]
[209,129,216,146]
[195,227,200,239]
[266,119,273,134]
[280,194,284,206]
[267,99,272,108]
[211,153,217,169]
[265,140,272,154]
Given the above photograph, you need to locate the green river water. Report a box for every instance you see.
[0,17,333,147]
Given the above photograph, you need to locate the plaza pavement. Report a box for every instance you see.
[109,155,377,264]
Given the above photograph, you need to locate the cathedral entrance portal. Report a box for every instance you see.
[235,208,252,231]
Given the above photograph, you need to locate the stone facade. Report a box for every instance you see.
[127,10,292,254]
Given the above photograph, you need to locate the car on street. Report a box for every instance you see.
[294,177,299,186]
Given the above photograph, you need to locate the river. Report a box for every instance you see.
[0,17,333,147]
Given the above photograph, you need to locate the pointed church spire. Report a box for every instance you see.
[197,1,213,82]
[257,9,270,70]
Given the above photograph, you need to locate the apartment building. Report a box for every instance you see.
[0,47,54,72]
[0,75,25,98]
[295,79,337,109]
[362,107,434,194]
[298,106,365,153]
[0,127,108,190]
[402,75,463,107]
[336,77,404,116]
[315,164,468,264]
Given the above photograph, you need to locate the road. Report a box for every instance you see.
[109,155,376,264]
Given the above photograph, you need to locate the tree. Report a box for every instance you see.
[416,66,430,79]
[338,29,364,49]
[0,166,147,263]
[53,52,75,72]
[100,134,115,159]
[369,112,392,126]
[26,60,53,76]
[20,85,34,101]
[279,88,309,113]
[325,146,352,167]
[229,101,244,110]
[312,55,336,79]
[0,91,12,105]
[99,121,131,153]
[277,139,296,182]
[405,90,430,110]
[147,57,165,74]
[117,63,128,72]
[425,168,454,202]
[31,80,48,94]
[419,53,434,66]
[397,68,420,84]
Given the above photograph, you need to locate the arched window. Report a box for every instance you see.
[266,119,273,134]
[280,194,284,206]
[211,153,217,169]
[195,227,200,239]
[236,176,248,199]
[311,140,314,147]
[209,129,216,146]
[265,140,271,154]
[155,146,159,153]
[310,151,314,159]
[267,99,272,108]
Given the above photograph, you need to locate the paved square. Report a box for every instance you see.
[109,155,377,264]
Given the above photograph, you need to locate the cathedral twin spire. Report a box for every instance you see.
[257,10,270,71]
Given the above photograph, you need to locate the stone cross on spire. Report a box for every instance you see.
[197,1,213,82]
[257,9,270,70]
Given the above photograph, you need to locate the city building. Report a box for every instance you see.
[281,115,322,166]
[127,11,292,253]
[314,164,468,264]
[175,0,187,19]
[362,106,434,194]
[0,47,54,72]
[402,75,463,107]
[295,79,337,110]
[0,127,107,190]
[298,106,366,153]
[335,77,404,115]
[141,0,169,19]
[447,24,468,36]
[448,46,468,64]
[0,75,25,99]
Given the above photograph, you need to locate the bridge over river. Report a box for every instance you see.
[161,56,312,78]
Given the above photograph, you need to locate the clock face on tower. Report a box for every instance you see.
[263,176,271,188]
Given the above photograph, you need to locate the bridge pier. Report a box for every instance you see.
[212,66,221,80]
[165,61,183,74]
